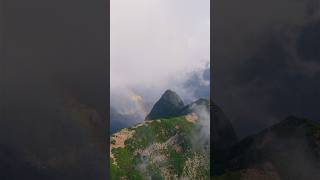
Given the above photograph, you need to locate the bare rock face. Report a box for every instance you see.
[145,90,185,120]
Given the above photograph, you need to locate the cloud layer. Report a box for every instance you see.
[111,0,210,89]
[110,0,210,131]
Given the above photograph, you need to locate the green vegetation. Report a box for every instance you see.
[110,159,125,180]
[110,116,209,179]
[146,164,163,180]
[111,147,143,179]
[168,147,185,176]
[124,116,194,150]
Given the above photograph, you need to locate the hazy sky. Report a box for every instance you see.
[111,0,210,90]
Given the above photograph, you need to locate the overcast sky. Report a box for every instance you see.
[110,0,210,91]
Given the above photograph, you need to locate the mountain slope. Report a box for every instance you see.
[110,90,243,179]
[145,90,238,150]
[214,116,320,180]
[181,98,210,115]
[110,90,211,179]
[110,115,209,179]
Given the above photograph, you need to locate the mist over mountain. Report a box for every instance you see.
[110,107,148,134]
[110,0,209,133]
[110,64,210,132]
[110,90,211,179]
[111,88,320,180]
[183,63,210,100]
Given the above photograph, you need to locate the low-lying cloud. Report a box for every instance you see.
[110,0,210,128]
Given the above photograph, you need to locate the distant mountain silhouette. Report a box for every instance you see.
[181,98,210,115]
[145,90,185,120]
[211,102,238,149]
[214,116,320,180]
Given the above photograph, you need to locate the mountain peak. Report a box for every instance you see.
[145,90,184,120]
[161,89,182,101]
[163,89,175,95]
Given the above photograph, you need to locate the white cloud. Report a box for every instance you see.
[110,0,210,90]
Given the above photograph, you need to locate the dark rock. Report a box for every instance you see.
[145,90,185,120]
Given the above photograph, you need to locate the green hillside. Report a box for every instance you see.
[110,115,209,180]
